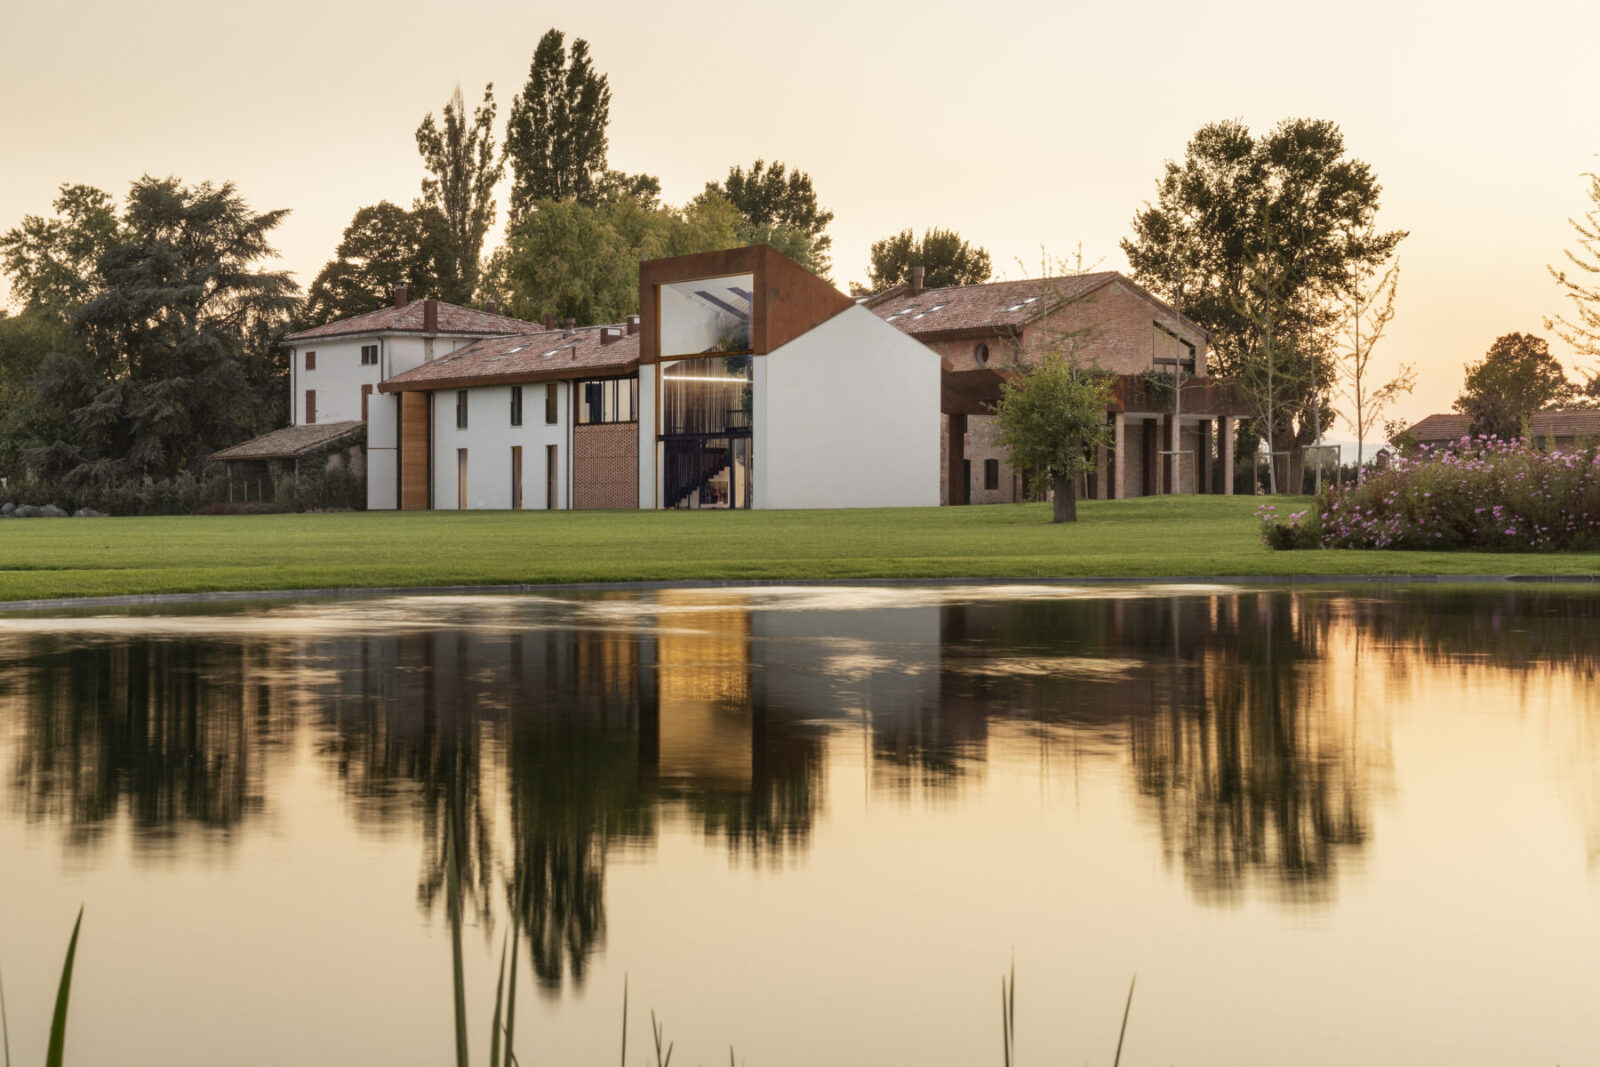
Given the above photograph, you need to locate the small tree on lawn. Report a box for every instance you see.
[994,352,1112,523]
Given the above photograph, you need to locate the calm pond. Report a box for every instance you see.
[3,584,1600,1065]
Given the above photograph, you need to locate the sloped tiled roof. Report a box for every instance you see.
[284,301,544,342]
[1410,409,1600,443]
[866,272,1205,340]
[867,274,1118,335]
[210,421,365,462]
[381,326,639,392]
[1406,413,1472,442]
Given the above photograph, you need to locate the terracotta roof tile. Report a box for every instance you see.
[1408,409,1600,443]
[380,326,639,392]
[210,421,365,461]
[284,301,545,342]
[867,274,1118,336]
[1406,413,1472,442]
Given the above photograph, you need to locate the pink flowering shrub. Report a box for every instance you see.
[1256,502,1322,549]
[1263,436,1600,551]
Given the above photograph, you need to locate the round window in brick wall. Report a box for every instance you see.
[974,342,989,367]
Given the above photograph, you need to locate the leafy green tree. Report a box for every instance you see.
[0,184,120,317]
[993,353,1112,523]
[22,177,297,487]
[415,83,503,298]
[1122,119,1405,480]
[489,195,750,326]
[1454,332,1575,440]
[0,308,72,473]
[504,29,613,219]
[595,169,662,208]
[859,228,992,293]
[304,202,460,323]
[702,159,834,276]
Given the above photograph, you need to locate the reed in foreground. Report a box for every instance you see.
[1,906,83,1067]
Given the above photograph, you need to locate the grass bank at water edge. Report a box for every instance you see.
[2,496,1599,604]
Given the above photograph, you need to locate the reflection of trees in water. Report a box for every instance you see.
[1129,595,1370,906]
[503,625,654,992]
[673,707,826,865]
[318,631,499,925]
[931,595,1377,907]
[2,635,276,850]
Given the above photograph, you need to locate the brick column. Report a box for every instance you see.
[1111,413,1125,500]
[1221,415,1235,496]
[1198,419,1212,494]
[947,413,967,506]
[1162,413,1177,494]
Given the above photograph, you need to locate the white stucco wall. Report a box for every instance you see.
[289,338,384,426]
[754,306,941,509]
[637,368,657,508]
[430,382,570,510]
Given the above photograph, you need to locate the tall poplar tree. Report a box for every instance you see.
[415,83,502,299]
[504,30,613,219]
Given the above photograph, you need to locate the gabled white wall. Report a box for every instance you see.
[754,306,941,509]
[431,382,570,510]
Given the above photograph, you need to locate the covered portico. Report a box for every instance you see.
[940,366,1242,504]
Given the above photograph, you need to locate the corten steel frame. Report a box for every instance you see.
[640,246,853,509]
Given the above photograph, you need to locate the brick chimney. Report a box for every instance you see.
[563,317,575,337]
[422,298,438,333]
[626,315,640,335]
[601,326,622,345]
[394,282,410,307]
[544,313,556,330]
[909,266,925,296]
[484,298,499,315]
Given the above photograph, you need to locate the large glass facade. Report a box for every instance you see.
[659,274,754,357]
[659,355,753,509]
[577,376,638,424]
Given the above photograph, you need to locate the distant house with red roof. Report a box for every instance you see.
[1405,409,1600,452]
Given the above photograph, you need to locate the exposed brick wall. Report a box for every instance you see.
[573,423,638,510]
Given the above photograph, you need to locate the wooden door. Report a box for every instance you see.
[511,446,523,510]
[457,448,468,510]
[546,444,558,510]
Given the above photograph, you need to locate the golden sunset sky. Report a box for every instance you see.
[4,0,1598,430]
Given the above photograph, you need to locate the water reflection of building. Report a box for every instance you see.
[21,587,1600,982]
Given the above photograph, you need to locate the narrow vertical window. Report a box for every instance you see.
[305,389,317,424]
[457,448,468,510]
[545,384,558,425]
[305,351,316,371]
[456,390,468,430]
[984,459,1000,491]
[510,386,523,427]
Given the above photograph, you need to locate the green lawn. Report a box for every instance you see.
[1,496,1597,603]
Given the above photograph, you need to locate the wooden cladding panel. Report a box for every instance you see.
[398,391,431,510]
